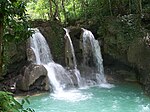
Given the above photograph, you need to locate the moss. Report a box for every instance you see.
[37,21,65,64]
[98,15,145,63]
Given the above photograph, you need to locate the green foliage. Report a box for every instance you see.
[0,0,33,75]
[0,91,34,112]
[26,0,49,20]
[0,0,32,43]
[26,0,81,22]
[97,13,145,60]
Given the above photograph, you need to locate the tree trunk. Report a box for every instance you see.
[61,0,68,23]
[108,0,113,16]
[0,14,3,77]
[72,0,76,17]
[49,0,53,19]
[136,0,142,28]
[138,0,142,15]
[129,0,132,13]
[52,0,61,21]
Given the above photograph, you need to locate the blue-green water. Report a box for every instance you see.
[24,83,150,112]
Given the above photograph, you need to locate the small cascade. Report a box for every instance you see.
[64,28,77,69]
[64,28,86,87]
[30,28,53,64]
[81,28,106,84]
[30,28,74,92]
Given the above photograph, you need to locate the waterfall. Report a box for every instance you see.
[30,29,53,64]
[64,28,86,87]
[81,28,107,84]
[30,28,74,92]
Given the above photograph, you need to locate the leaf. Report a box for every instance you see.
[24,96,30,104]
[21,99,25,105]
[0,0,6,3]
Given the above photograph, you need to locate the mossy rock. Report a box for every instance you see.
[30,20,65,65]
[127,38,150,89]
[128,38,150,72]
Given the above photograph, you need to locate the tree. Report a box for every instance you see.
[0,24,3,77]
[49,0,53,19]
[0,0,32,77]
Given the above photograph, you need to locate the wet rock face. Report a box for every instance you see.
[67,27,83,66]
[17,64,50,91]
[64,34,76,69]
[6,42,26,76]
[128,38,150,95]
[144,74,150,95]
[26,48,36,63]
[30,20,65,65]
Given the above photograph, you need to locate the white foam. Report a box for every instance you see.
[99,83,115,89]
[51,89,92,102]
[140,104,150,112]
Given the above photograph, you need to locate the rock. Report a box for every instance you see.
[26,48,36,63]
[66,26,83,65]
[116,70,137,82]
[64,30,76,69]
[5,42,26,75]
[17,64,50,91]
[30,20,65,65]
[127,38,150,95]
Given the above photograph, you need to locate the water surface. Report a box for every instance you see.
[25,83,150,112]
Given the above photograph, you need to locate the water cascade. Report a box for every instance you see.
[30,28,74,92]
[81,28,106,84]
[64,28,86,87]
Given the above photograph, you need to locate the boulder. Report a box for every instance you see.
[17,64,50,91]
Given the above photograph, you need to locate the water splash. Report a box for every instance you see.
[140,104,150,112]
[51,89,93,102]
[81,28,106,84]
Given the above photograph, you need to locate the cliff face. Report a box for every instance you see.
[127,37,150,94]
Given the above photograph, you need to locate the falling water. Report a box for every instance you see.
[30,28,73,92]
[81,28,106,83]
[64,28,86,87]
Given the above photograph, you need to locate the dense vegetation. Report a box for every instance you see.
[26,0,149,61]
